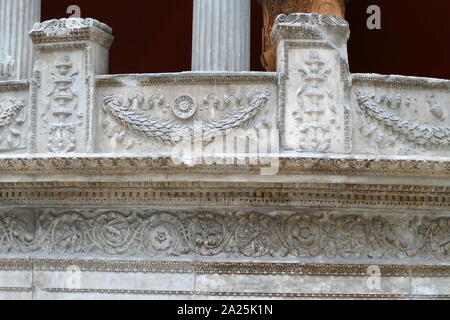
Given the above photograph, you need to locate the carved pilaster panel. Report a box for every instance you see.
[32,52,86,153]
[285,47,349,152]
[272,14,351,154]
[29,18,113,154]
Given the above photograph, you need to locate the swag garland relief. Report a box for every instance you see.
[100,87,274,152]
[42,56,81,153]
[1,209,450,262]
[354,89,450,154]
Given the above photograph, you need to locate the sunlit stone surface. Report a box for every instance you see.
[0,6,449,300]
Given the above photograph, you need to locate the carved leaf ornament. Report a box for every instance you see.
[103,88,271,145]
[355,89,450,147]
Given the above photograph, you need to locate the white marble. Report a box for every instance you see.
[0,0,41,80]
[192,0,250,71]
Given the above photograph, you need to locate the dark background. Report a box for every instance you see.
[42,0,450,79]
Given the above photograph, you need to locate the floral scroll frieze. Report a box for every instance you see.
[355,89,450,148]
[102,88,271,147]
[0,97,27,152]
[1,209,450,261]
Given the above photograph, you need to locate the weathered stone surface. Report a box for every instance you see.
[0,81,29,153]
[0,14,448,300]
[272,13,351,153]
[353,74,450,156]
[29,18,113,154]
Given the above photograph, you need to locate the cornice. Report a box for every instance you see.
[1,259,449,278]
[30,18,114,49]
[95,72,279,87]
[353,73,450,90]
[0,80,29,92]
[0,154,450,178]
[1,181,450,209]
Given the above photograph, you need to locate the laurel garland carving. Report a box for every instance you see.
[355,89,450,147]
[1,209,450,262]
[102,88,270,145]
[0,97,27,152]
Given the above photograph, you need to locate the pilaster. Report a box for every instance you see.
[272,13,351,154]
[29,18,113,153]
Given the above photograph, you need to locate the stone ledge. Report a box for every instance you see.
[0,259,449,278]
[0,154,449,178]
[95,72,279,87]
[353,73,450,89]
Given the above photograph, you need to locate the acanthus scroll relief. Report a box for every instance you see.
[0,98,27,152]
[1,209,450,261]
[355,89,450,149]
[102,88,271,148]
[42,56,81,153]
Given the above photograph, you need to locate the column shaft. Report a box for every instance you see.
[0,0,41,80]
[192,0,250,71]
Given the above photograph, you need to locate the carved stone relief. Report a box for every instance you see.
[99,86,275,153]
[294,51,335,151]
[0,208,449,262]
[285,48,348,153]
[0,97,27,152]
[42,56,81,153]
[354,88,450,155]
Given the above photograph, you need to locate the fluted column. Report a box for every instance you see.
[192,0,250,71]
[0,0,41,80]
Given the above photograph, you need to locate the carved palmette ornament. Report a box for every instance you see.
[0,209,450,262]
[355,89,450,147]
[102,88,271,145]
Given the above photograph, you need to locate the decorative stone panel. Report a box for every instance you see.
[353,74,450,157]
[29,18,113,154]
[0,81,29,154]
[272,14,351,154]
[95,73,278,161]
